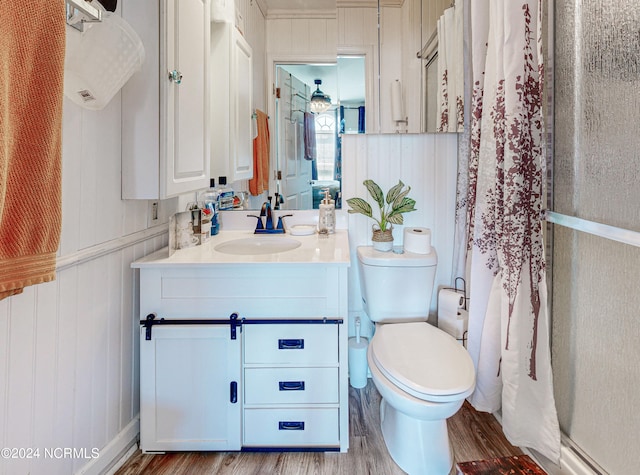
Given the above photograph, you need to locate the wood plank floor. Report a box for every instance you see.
[115,381,522,475]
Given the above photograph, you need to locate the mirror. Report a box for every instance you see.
[419,0,465,133]
[235,0,463,210]
[271,57,366,210]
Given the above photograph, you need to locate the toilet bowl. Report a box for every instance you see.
[367,321,475,475]
[356,246,476,475]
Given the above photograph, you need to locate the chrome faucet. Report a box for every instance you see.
[261,201,273,230]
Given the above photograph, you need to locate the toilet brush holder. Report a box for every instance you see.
[348,317,369,389]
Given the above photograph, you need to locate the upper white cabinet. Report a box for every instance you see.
[210,22,254,182]
[122,0,211,199]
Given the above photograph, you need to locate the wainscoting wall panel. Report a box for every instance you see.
[0,232,167,475]
[342,133,458,327]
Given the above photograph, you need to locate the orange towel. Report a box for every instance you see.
[249,110,270,196]
[0,2,66,299]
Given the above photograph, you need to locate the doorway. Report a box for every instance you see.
[273,57,366,209]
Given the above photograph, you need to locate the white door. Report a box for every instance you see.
[161,0,210,198]
[139,324,241,452]
[276,68,313,209]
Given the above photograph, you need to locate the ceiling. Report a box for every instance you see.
[278,57,365,105]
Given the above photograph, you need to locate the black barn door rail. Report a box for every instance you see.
[142,313,343,341]
[142,312,241,340]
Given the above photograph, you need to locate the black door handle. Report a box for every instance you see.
[230,381,238,403]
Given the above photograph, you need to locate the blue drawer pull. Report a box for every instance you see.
[278,338,304,349]
[279,421,305,431]
[279,381,305,391]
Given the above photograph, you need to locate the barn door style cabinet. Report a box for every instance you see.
[139,320,242,451]
[132,232,351,453]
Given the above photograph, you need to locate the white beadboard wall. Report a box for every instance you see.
[266,16,337,58]
[0,91,169,475]
[0,22,171,475]
[342,133,459,334]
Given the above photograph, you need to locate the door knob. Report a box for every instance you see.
[168,70,183,85]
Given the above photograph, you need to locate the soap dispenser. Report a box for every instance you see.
[318,189,336,234]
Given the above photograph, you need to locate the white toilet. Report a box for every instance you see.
[357,246,476,475]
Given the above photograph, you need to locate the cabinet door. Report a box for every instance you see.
[160,0,210,198]
[139,324,241,452]
[230,30,253,182]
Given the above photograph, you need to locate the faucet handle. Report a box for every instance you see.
[247,214,264,230]
[276,214,293,231]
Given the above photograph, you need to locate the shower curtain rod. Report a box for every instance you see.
[417,29,438,59]
[545,210,640,248]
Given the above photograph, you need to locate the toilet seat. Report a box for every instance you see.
[370,322,475,403]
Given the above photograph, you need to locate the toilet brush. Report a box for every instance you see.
[349,316,369,389]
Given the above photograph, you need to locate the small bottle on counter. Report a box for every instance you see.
[318,189,336,234]
[198,179,219,236]
[216,176,235,211]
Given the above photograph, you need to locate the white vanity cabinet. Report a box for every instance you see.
[132,231,350,453]
[121,0,211,199]
[210,22,254,182]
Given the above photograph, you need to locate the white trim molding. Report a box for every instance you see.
[56,225,168,271]
[76,417,140,475]
[526,438,607,475]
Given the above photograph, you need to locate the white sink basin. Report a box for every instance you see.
[214,236,302,255]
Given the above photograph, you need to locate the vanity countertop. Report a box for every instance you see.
[132,229,350,268]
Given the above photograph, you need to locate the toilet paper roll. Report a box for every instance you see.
[438,288,464,315]
[438,309,469,341]
[403,227,432,254]
[348,337,369,389]
[438,288,467,340]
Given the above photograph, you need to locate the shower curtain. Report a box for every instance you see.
[455,0,561,462]
[436,1,464,133]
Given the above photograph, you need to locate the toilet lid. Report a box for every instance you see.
[370,322,476,402]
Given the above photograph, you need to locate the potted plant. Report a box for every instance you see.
[347,179,417,251]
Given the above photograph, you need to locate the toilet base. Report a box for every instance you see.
[380,398,453,475]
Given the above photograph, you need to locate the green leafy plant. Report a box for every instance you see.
[346,179,417,231]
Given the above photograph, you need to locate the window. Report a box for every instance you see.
[314,112,336,181]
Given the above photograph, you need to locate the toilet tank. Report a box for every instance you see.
[357,246,437,323]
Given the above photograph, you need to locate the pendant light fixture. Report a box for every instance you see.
[310,79,331,113]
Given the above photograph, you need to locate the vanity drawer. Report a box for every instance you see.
[243,408,339,447]
[244,367,339,404]
[244,324,338,365]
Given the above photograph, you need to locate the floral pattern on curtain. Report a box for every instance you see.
[456,0,561,462]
